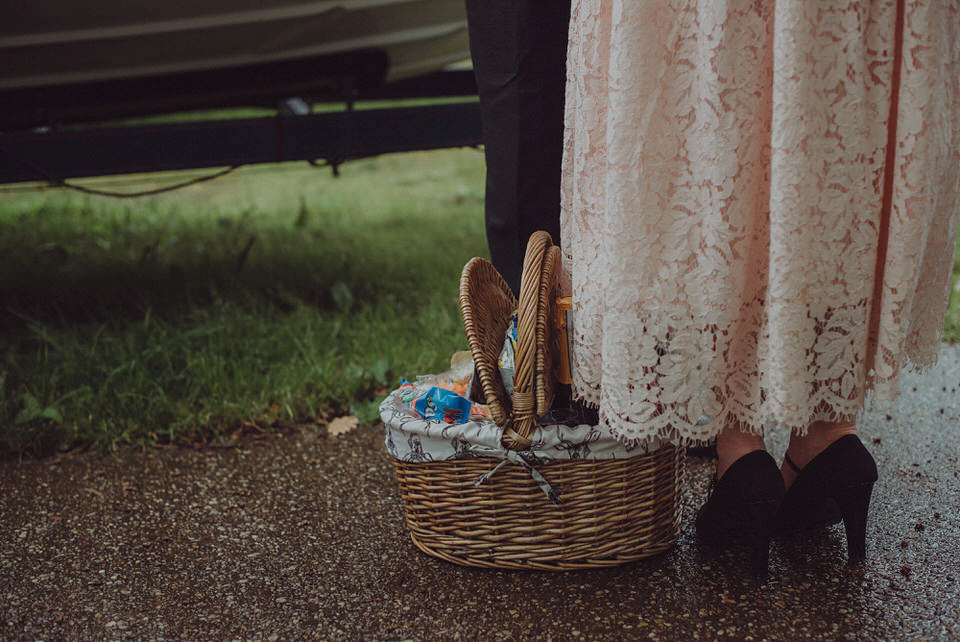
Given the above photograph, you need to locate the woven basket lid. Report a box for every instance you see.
[458,256,517,427]
[535,244,562,414]
[510,231,556,445]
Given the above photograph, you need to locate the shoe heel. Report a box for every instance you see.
[745,499,778,576]
[695,451,784,577]
[833,482,874,563]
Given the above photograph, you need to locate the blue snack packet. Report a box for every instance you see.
[413,386,473,425]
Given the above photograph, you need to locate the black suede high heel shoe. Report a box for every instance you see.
[696,450,785,576]
[776,434,878,563]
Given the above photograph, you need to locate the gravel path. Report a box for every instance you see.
[3,345,959,640]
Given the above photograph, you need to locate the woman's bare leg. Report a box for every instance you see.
[716,423,767,478]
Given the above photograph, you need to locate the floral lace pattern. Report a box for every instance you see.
[560,0,960,445]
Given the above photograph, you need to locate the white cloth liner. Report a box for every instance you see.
[381,375,680,503]
[380,381,662,465]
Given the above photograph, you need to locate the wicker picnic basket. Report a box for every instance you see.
[392,232,684,570]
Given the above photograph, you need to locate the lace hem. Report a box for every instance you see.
[561,0,960,445]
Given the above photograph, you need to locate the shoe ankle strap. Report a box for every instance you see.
[783,452,803,474]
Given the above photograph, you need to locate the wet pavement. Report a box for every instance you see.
[2,345,959,641]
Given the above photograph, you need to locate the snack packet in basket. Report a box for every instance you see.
[397,380,418,406]
[397,359,492,423]
[412,386,474,425]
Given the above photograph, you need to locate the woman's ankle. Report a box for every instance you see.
[716,424,766,479]
[782,420,857,487]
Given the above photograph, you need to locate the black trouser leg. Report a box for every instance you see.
[465,0,571,295]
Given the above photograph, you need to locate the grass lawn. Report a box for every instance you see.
[0,149,488,454]
[1,147,959,456]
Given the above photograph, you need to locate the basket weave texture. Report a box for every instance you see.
[395,448,683,570]
[510,231,553,442]
[393,232,684,570]
[458,256,517,427]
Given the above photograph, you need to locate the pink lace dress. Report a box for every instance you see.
[560,0,960,446]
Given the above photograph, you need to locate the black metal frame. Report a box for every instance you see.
[0,69,481,186]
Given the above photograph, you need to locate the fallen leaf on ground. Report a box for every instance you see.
[327,415,359,437]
